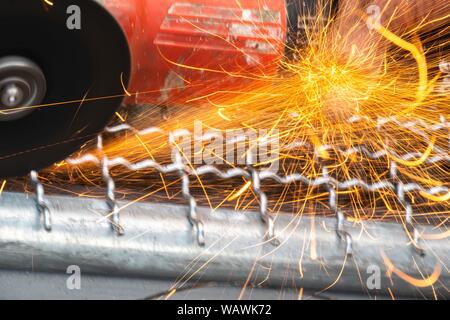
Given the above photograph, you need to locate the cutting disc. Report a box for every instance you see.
[0,0,131,178]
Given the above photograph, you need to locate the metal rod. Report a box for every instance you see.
[0,192,448,298]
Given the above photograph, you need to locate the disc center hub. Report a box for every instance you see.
[1,82,27,107]
[0,56,46,121]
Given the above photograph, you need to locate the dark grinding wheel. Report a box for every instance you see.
[0,0,131,178]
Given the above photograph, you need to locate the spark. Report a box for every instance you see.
[115,112,126,123]
[420,190,450,202]
[389,136,436,167]
[421,229,450,240]
[0,180,6,196]
[370,21,429,108]
[387,287,396,300]
[165,289,177,300]
[381,250,442,287]
[227,181,251,201]
[218,108,231,122]
[298,288,304,300]
[120,72,131,97]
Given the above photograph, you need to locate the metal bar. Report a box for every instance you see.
[0,192,448,298]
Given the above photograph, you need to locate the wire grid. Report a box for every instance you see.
[25,112,449,261]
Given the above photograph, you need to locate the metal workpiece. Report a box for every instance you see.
[0,192,447,299]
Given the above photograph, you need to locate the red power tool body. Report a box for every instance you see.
[103,0,287,106]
